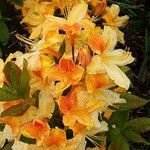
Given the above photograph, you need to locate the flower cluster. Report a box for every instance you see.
[0,0,134,149]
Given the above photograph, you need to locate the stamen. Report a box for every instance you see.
[15,34,34,46]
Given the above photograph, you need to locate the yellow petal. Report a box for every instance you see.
[86,55,105,74]
[109,4,120,18]
[29,25,42,39]
[66,134,86,150]
[94,89,126,106]
[36,89,55,119]
[102,26,117,53]
[104,63,130,90]
[114,27,125,43]
[106,49,134,66]
[0,132,5,148]
[0,59,4,87]
[67,2,88,25]
[46,15,66,25]
[114,15,129,27]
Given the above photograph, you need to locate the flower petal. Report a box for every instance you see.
[67,2,88,25]
[106,49,134,66]
[36,89,55,119]
[86,55,105,74]
[102,26,117,53]
[104,63,130,90]
[94,89,126,106]
[29,25,42,39]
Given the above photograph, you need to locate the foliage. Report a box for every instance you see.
[0,0,149,150]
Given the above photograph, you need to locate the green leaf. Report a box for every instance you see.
[108,128,130,150]
[12,0,24,6]
[117,93,149,111]
[3,61,21,90]
[125,118,150,133]
[120,66,130,73]
[1,102,30,117]
[19,134,36,144]
[109,111,129,128]
[0,19,9,44]
[0,123,5,131]
[18,59,30,98]
[0,61,30,101]
[0,87,21,101]
[2,141,14,150]
[32,90,40,108]
[123,130,150,145]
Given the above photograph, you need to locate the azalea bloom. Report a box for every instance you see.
[43,128,67,148]
[47,61,84,94]
[86,0,107,15]
[0,0,135,149]
[85,72,126,106]
[1,106,37,136]
[46,1,88,60]
[87,26,134,90]
[21,119,49,145]
[102,4,129,43]
[37,31,64,58]
[59,86,105,128]
[21,0,55,39]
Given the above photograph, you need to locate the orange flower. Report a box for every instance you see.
[2,117,20,135]
[44,128,67,148]
[62,23,81,46]
[86,73,112,93]
[77,46,92,67]
[88,33,106,54]
[21,119,49,139]
[59,86,104,127]
[39,31,64,57]
[72,122,86,136]
[48,59,84,87]
[59,57,75,72]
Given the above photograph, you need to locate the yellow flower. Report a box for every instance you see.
[103,4,129,43]
[65,134,87,150]
[46,1,88,48]
[1,106,37,136]
[87,0,107,15]
[35,88,55,119]
[59,86,105,128]
[46,1,87,25]
[22,0,55,39]
[37,31,64,58]
[44,128,67,148]
[85,73,113,93]
[87,26,134,90]
[21,119,50,143]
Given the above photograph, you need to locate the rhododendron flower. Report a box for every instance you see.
[1,106,37,136]
[59,86,105,128]
[0,0,135,149]
[103,4,129,43]
[87,26,134,90]
[47,62,84,91]
[21,119,50,145]
[21,0,55,39]
[44,128,67,148]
